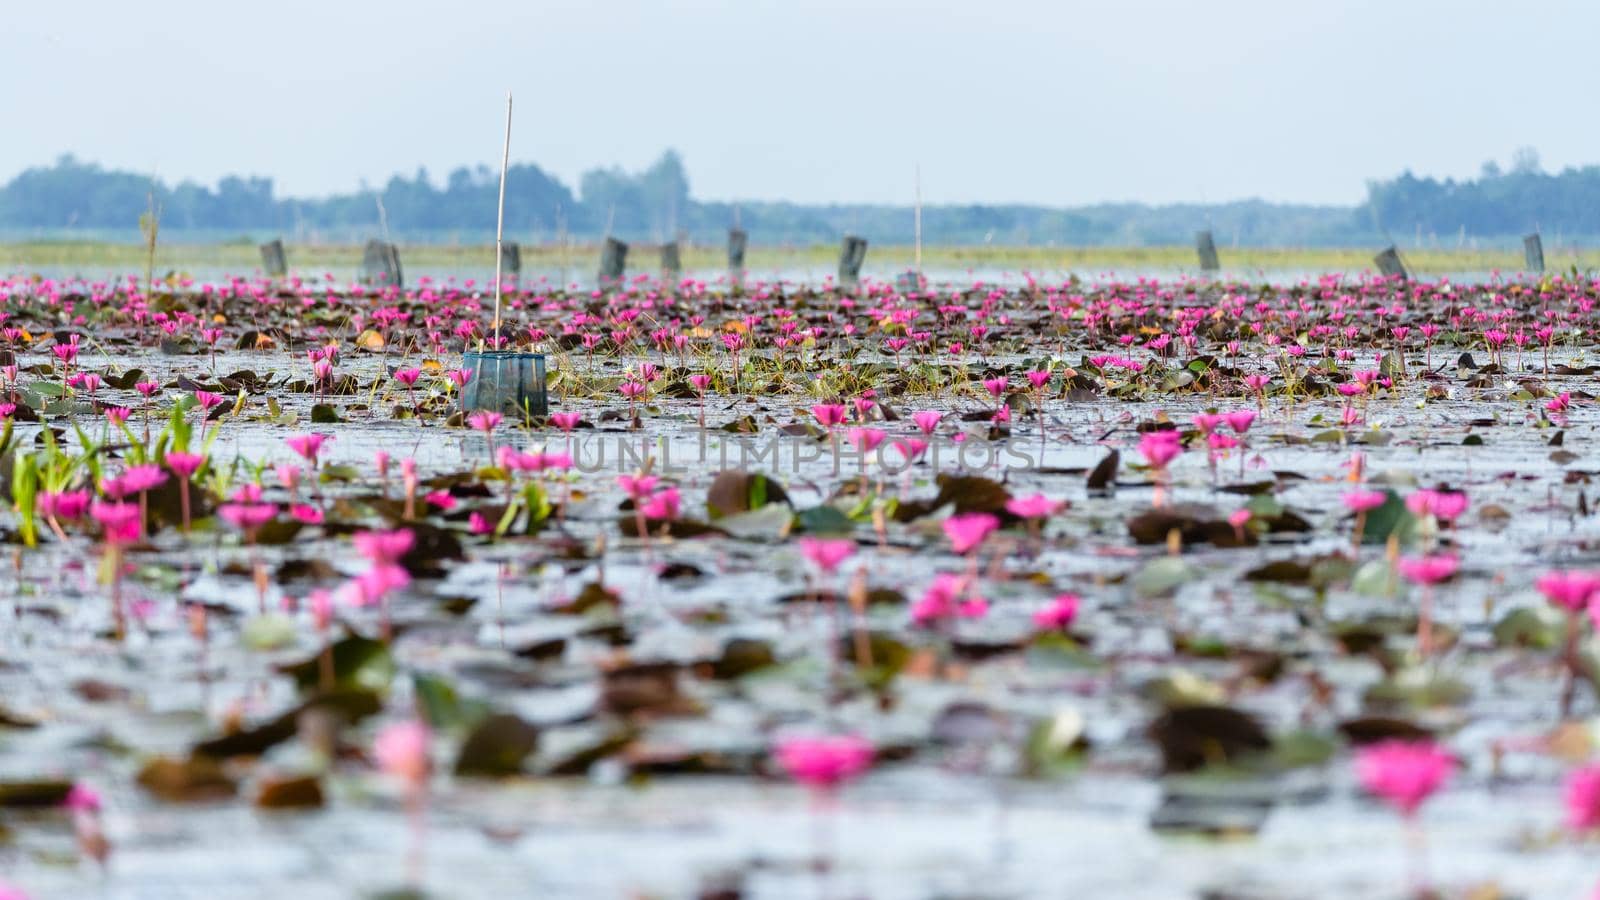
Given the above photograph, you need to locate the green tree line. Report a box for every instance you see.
[0,149,1585,246]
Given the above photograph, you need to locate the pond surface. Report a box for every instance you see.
[0,272,1598,898]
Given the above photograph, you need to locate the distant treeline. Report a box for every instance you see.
[0,149,1585,247]
[1365,149,1600,241]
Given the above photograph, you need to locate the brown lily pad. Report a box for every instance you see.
[137,755,238,802]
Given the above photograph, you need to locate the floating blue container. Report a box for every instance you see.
[461,351,547,418]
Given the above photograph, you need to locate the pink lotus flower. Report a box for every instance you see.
[39,489,90,520]
[276,464,301,492]
[1397,554,1458,585]
[1025,370,1051,389]
[467,412,502,433]
[1005,494,1062,519]
[469,511,495,535]
[943,512,999,554]
[1536,570,1600,614]
[353,563,411,602]
[165,452,205,479]
[194,390,224,412]
[617,474,659,499]
[1565,764,1600,831]
[798,537,856,574]
[373,720,431,786]
[64,783,102,813]
[774,735,873,789]
[91,500,141,544]
[121,464,167,494]
[689,374,712,393]
[1356,740,1454,817]
[893,438,928,462]
[218,502,276,533]
[305,588,335,630]
[1342,490,1387,513]
[393,367,421,387]
[911,410,943,435]
[1224,410,1256,433]
[1138,430,1183,469]
[846,427,886,453]
[104,406,131,426]
[353,529,415,564]
[911,572,988,624]
[639,486,682,521]
[549,412,581,432]
[99,475,130,500]
[425,490,456,511]
[1033,593,1079,630]
[290,504,324,524]
[285,433,328,465]
[811,404,847,428]
[1406,489,1468,523]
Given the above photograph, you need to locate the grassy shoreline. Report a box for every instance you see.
[2,240,1594,276]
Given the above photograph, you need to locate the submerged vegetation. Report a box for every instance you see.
[1,265,1600,895]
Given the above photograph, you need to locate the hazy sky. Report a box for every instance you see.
[5,0,1596,207]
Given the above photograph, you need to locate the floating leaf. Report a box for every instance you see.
[0,779,71,808]
[1359,490,1417,546]
[454,713,540,777]
[1086,450,1120,492]
[705,470,789,519]
[796,504,853,535]
[255,775,325,809]
[137,756,237,802]
[1493,606,1563,650]
[1148,705,1271,774]
[281,636,395,694]
[1132,557,1194,597]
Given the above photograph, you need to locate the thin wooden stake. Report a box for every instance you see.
[492,91,514,342]
[914,164,923,273]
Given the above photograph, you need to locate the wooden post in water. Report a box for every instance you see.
[500,242,522,278]
[259,239,287,278]
[1195,230,1220,273]
[660,239,682,284]
[599,237,629,288]
[1524,233,1545,273]
[1373,245,1408,280]
[361,239,403,288]
[838,235,868,291]
[727,227,748,286]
